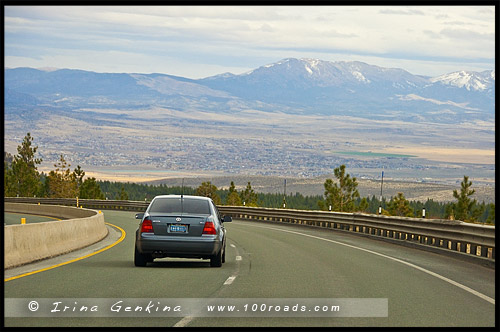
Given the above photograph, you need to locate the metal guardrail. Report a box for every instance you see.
[217,206,495,265]
[5,197,495,265]
[4,197,149,212]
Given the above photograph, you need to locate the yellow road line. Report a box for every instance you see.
[4,222,126,282]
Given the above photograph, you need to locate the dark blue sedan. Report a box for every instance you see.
[134,195,232,267]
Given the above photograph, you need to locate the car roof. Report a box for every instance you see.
[153,195,211,201]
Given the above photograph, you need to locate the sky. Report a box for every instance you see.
[4,5,496,79]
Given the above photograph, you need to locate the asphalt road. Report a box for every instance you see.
[4,210,495,327]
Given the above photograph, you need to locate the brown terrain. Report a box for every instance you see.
[80,172,494,204]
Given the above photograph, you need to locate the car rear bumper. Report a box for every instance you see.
[136,234,222,258]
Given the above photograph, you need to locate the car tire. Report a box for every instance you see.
[222,245,226,263]
[134,246,148,267]
[210,248,223,267]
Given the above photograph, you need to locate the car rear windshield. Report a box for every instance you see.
[149,197,211,215]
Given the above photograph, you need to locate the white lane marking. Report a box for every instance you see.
[235,223,495,305]
[173,241,241,327]
[173,316,194,327]
[224,276,237,285]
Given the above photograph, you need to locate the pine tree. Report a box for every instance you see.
[119,185,129,200]
[452,176,479,222]
[357,197,369,212]
[4,161,15,197]
[486,204,495,225]
[196,181,221,205]
[319,165,359,212]
[5,133,42,197]
[73,165,85,191]
[226,181,242,206]
[387,192,414,217]
[80,177,105,199]
[240,182,258,207]
[48,154,78,198]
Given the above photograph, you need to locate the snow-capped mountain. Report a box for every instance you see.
[213,57,429,89]
[430,70,495,91]
[5,58,494,124]
[197,58,493,118]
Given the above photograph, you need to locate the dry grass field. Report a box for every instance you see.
[5,105,494,205]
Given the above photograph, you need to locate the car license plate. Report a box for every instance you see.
[169,224,188,233]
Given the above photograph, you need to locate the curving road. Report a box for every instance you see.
[4,210,495,327]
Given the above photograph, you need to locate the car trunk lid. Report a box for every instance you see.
[148,214,208,236]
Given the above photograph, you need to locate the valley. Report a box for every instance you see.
[4,58,495,204]
[4,104,494,205]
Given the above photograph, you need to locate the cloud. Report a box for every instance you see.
[379,8,426,15]
[440,28,494,42]
[4,5,495,78]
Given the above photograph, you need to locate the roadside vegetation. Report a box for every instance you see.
[4,133,495,224]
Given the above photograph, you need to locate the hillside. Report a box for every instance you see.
[145,175,495,204]
[4,58,494,191]
[5,58,494,123]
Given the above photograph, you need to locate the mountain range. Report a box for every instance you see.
[5,58,495,124]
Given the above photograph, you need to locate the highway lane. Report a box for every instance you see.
[4,210,495,327]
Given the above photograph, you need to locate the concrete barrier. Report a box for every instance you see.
[4,203,108,269]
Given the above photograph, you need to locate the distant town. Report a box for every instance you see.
[27,132,494,187]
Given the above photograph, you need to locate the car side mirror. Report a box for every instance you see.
[135,213,144,220]
[223,215,232,223]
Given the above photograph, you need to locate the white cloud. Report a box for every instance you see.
[4,5,495,78]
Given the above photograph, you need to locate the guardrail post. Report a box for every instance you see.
[480,246,488,258]
[470,244,478,256]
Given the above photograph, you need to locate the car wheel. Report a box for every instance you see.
[210,248,223,267]
[222,244,226,263]
[134,246,148,267]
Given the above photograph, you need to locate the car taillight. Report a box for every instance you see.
[141,218,154,233]
[202,221,217,235]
